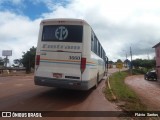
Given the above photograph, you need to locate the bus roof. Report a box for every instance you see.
[41,18,89,26]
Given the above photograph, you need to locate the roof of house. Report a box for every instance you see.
[152,42,160,48]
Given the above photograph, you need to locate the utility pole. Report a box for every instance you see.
[130,46,132,75]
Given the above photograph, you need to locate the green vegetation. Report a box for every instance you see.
[132,68,148,75]
[0,59,4,66]
[21,46,36,73]
[117,59,122,63]
[104,71,147,111]
[131,58,156,75]
[132,59,156,70]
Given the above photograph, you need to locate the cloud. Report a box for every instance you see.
[41,0,160,61]
[0,11,41,64]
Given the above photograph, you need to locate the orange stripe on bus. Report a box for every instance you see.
[40,58,96,64]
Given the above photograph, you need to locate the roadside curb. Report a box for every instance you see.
[107,75,117,100]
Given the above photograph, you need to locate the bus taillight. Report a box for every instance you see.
[36,55,40,65]
[81,57,86,73]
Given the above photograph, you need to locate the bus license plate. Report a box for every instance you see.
[53,73,62,78]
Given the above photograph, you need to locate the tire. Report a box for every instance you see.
[94,74,99,89]
[148,77,151,81]
[144,76,147,80]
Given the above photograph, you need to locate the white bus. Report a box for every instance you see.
[34,18,107,90]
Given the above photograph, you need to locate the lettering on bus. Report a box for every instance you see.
[69,56,81,60]
[42,44,80,50]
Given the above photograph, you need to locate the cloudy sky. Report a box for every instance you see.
[0,0,160,65]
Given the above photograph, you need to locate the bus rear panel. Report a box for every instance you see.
[34,19,106,90]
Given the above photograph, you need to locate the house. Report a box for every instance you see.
[124,59,130,68]
[153,42,160,81]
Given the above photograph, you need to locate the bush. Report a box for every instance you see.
[132,68,149,75]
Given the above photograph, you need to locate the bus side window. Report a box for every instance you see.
[97,41,99,56]
[102,49,105,60]
[100,45,102,58]
[91,33,94,52]
[102,50,103,59]
[94,36,97,54]
[99,43,101,57]
[97,40,99,56]
[97,41,100,57]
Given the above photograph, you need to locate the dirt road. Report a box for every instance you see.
[0,69,121,120]
[125,75,160,111]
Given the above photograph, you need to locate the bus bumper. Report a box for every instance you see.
[34,76,94,90]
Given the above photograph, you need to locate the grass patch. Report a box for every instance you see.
[104,71,147,111]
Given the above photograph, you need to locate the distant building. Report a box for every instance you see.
[108,61,114,68]
[124,59,130,68]
[153,42,160,81]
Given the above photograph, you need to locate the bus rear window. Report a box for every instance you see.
[42,25,83,42]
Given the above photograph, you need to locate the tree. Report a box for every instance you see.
[132,59,142,68]
[0,58,4,66]
[0,57,9,67]
[117,59,122,63]
[21,46,36,73]
[140,59,156,70]
[132,59,156,69]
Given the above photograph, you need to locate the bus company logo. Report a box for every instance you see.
[55,26,68,40]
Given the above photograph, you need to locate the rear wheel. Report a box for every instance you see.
[144,76,148,80]
[94,74,99,89]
